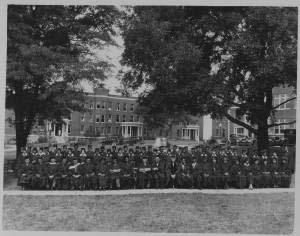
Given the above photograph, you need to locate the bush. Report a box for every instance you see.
[207,138,217,145]
[37,136,48,143]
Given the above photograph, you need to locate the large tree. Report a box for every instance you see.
[121,6,297,152]
[6,5,120,157]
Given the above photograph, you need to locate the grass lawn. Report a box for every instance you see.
[3,192,294,233]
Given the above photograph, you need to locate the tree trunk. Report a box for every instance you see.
[15,118,27,161]
[256,121,269,155]
[14,109,33,161]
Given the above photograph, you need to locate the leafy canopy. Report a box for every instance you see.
[121,6,297,134]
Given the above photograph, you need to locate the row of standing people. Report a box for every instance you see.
[17,144,292,190]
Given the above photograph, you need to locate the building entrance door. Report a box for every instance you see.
[190,129,195,140]
[132,126,138,137]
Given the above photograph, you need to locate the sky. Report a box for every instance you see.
[82,32,147,96]
[81,34,124,95]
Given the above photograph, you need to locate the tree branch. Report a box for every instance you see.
[268,120,296,128]
[216,95,244,108]
[272,96,296,110]
[223,112,258,134]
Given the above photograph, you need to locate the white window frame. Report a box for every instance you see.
[95,115,100,123]
[234,127,244,135]
[274,119,287,135]
[108,114,112,123]
[274,94,289,110]
[102,101,106,110]
[80,125,84,133]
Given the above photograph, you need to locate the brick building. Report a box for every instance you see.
[209,85,296,140]
[5,85,296,143]
[69,88,144,138]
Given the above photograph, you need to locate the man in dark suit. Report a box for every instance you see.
[190,157,203,189]
[151,155,166,188]
[165,155,179,188]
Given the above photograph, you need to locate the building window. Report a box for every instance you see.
[102,101,106,109]
[116,115,120,122]
[101,115,105,123]
[130,104,134,112]
[100,127,104,135]
[235,127,244,135]
[89,114,93,123]
[68,125,71,134]
[96,103,100,109]
[81,114,85,122]
[107,102,112,111]
[123,103,127,112]
[116,103,120,111]
[275,119,287,134]
[80,125,84,133]
[130,115,134,122]
[89,103,94,109]
[136,115,140,122]
[96,115,100,123]
[108,114,112,123]
[122,115,126,122]
[107,126,111,134]
[95,127,99,135]
[274,94,289,110]
[116,127,120,135]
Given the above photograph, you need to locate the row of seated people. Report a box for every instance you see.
[17,146,292,190]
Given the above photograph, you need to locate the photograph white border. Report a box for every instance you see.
[0,0,299,235]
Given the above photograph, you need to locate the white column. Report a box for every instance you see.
[203,115,213,140]
[53,124,56,137]
[66,123,69,136]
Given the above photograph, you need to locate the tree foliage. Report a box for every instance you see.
[121,6,297,151]
[6,5,120,154]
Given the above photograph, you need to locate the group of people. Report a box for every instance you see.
[16,143,292,190]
